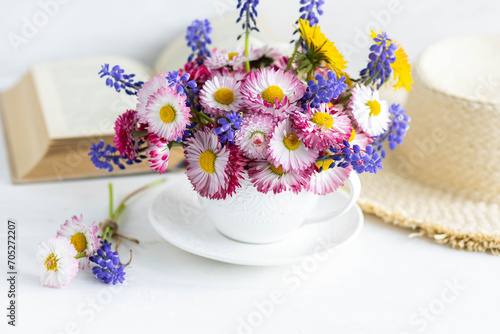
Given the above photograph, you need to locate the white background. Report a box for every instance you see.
[1,0,500,333]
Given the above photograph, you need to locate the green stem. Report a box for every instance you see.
[112,179,166,221]
[108,183,113,218]
[193,110,215,124]
[286,36,302,72]
[74,252,87,259]
[132,130,148,138]
[244,9,251,73]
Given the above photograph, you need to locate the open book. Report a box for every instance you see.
[1,14,286,183]
[0,57,185,183]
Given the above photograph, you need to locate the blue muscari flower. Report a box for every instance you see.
[236,0,260,39]
[177,122,199,143]
[166,71,198,108]
[214,112,243,146]
[301,71,348,109]
[374,103,411,150]
[350,143,385,174]
[360,32,398,88]
[299,0,325,26]
[88,140,143,172]
[185,19,213,64]
[99,64,144,95]
[89,240,126,285]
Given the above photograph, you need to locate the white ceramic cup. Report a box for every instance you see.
[199,173,361,244]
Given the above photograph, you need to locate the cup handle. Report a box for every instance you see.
[301,172,361,225]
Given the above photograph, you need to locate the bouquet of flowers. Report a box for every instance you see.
[90,0,412,199]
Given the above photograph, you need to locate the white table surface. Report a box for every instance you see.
[1,1,500,333]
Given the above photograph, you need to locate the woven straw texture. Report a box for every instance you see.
[358,35,500,254]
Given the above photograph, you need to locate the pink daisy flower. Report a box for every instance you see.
[217,67,248,82]
[144,86,191,142]
[294,104,352,151]
[308,162,352,195]
[234,113,275,160]
[57,215,99,269]
[180,63,214,89]
[36,236,79,288]
[204,49,248,70]
[136,72,169,123]
[241,68,305,119]
[147,134,170,174]
[253,45,289,70]
[199,74,244,117]
[184,126,246,199]
[248,160,315,194]
[348,126,372,151]
[268,119,319,172]
[113,109,139,160]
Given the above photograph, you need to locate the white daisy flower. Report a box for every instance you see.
[349,84,390,136]
[57,215,100,269]
[145,86,191,142]
[268,118,319,172]
[36,236,79,288]
[199,75,244,117]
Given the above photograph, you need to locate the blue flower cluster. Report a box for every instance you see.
[99,64,144,95]
[166,71,198,108]
[360,32,398,88]
[177,122,198,143]
[90,239,126,285]
[302,72,348,108]
[236,0,260,39]
[299,0,325,26]
[323,141,384,174]
[88,140,142,172]
[214,112,243,145]
[186,19,213,64]
[374,103,411,150]
[350,144,385,174]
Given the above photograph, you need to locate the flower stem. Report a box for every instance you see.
[75,252,87,259]
[193,109,215,124]
[132,130,149,138]
[108,183,114,218]
[112,179,166,221]
[286,36,302,72]
[244,9,251,73]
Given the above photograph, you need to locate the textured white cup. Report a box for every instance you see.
[200,173,361,244]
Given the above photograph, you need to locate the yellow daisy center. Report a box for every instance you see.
[348,128,356,142]
[316,159,334,171]
[70,232,87,253]
[159,105,176,124]
[262,85,284,104]
[283,134,300,151]
[366,100,381,117]
[214,88,235,105]
[227,52,238,60]
[45,253,58,272]
[270,164,285,176]
[311,112,334,129]
[199,150,216,174]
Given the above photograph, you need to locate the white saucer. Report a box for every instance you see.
[149,176,364,266]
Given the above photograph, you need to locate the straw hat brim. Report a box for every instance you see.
[358,155,500,254]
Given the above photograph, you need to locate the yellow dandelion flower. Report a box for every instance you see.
[298,19,347,76]
[391,45,413,92]
[369,31,412,92]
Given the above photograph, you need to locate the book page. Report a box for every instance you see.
[32,56,152,139]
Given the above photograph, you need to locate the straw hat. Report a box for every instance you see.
[358,35,500,254]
